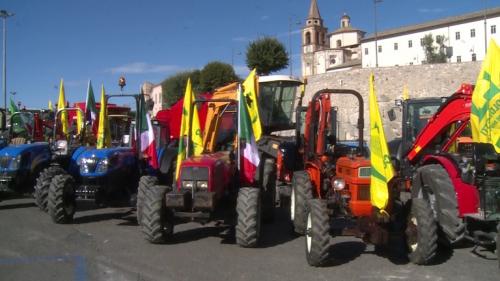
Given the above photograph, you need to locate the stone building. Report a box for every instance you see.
[141,82,163,117]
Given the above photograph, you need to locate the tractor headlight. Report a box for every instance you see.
[333,179,346,191]
[196,181,208,189]
[79,158,96,174]
[182,180,194,189]
[8,155,21,170]
[96,158,109,173]
[55,140,68,155]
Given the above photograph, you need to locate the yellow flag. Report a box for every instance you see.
[48,100,53,111]
[76,110,83,134]
[96,85,111,149]
[471,39,500,153]
[175,78,203,180]
[402,85,409,100]
[242,69,262,141]
[57,79,68,135]
[369,73,394,211]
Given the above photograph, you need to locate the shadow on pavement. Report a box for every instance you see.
[321,241,367,267]
[73,209,134,224]
[0,202,36,210]
[258,207,298,248]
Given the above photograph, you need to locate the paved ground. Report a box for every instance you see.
[0,196,498,281]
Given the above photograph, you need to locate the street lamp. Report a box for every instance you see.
[373,0,382,68]
[0,10,14,116]
[288,16,301,77]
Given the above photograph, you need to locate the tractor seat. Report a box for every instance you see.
[11,137,27,145]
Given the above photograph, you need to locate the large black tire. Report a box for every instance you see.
[305,199,330,266]
[261,158,277,222]
[141,185,173,244]
[34,166,65,212]
[418,164,464,243]
[137,175,159,226]
[236,188,261,248]
[48,174,76,224]
[405,198,438,265]
[291,171,313,235]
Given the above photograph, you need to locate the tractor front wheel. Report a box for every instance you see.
[34,166,65,212]
[141,185,173,244]
[48,174,76,224]
[405,198,438,265]
[305,199,330,266]
[262,158,277,222]
[236,187,261,248]
[137,175,159,226]
[291,171,313,235]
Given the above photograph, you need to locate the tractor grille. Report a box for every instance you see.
[180,166,209,181]
[0,156,10,169]
[358,167,371,178]
[358,185,370,200]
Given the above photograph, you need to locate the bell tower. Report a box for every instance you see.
[302,0,328,76]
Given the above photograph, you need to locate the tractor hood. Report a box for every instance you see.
[77,147,137,177]
[180,151,231,169]
[0,142,50,172]
[177,152,233,192]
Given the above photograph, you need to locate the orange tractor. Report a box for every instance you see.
[290,89,379,266]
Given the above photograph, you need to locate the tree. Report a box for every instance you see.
[246,37,289,75]
[161,70,201,107]
[200,61,239,92]
[422,34,447,64]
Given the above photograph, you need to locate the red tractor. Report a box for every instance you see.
[389,84,499,266]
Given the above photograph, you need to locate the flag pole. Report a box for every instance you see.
[237,84,242,172]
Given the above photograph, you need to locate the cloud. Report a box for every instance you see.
[232,36,252,42]
[260,15,270,21]
[233,65,250,76]
[417,8,445,13]
[106,62,179,74]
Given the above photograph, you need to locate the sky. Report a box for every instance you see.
[2,0,500,108]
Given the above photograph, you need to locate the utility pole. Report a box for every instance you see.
[0,10,14,116]
[373,0,382,68]
[483,0,488,55]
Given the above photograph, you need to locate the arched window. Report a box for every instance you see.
[336,40,341,48]
[305,32,311,45]
[315,32,319,45]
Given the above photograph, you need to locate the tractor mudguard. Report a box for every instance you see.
[159,146,177,175]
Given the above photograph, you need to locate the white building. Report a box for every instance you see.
[301,0,364,76]
[142,82,163,117]
[362,8,500,68]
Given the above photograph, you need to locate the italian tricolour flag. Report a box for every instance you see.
[139,96,159,169]
[238,85,260,184]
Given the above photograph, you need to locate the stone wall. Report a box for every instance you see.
[302,61,481,141]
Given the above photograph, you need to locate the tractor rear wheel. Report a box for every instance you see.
[34,166,65,212]
[137,175,158,226]
[262,158,277,222]
[236,187,261,247]
[291,171,313,235]
[141,185,173,244]
[405,198,438,265]
[496,224,499,268]
[305,199,330,266]
[48,174,76,224]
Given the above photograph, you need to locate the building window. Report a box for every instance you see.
[472,53,476,61]
[364,48,368,55]
[305,32,311,45]
[378,45,382,53]
[420,38,424,46]
[455,32,460,40]
[471,29,475,38]
[492,25,497,34]
[329,55,336,65]
[315,32,319,45]
[394,43,398,50]
[336,40,341,48]
[457,56,461,63]
[408,40,413,48]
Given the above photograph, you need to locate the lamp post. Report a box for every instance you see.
[0,10,14,116]
[373,0,382,68]
[483,0,488,55]
[288,16,301,77]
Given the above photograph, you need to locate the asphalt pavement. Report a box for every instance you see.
[0,196,498,281]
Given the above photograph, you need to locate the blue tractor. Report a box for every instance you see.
[46,94,149,224]
[33,107,90,211]
[0,111,52,196]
